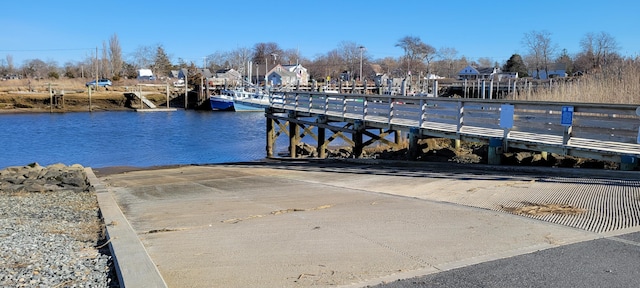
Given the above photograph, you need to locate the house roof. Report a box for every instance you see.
[458,65,498,75]
[138,69,153,77]
[477,67,497,74]
[199,68,213,78]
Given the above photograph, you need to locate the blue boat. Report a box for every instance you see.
[209,93,235,111]
[210,89,268,112]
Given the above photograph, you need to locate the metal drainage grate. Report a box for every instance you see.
[455,177,640,234]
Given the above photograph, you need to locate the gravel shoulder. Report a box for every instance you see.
[0,163,117,287]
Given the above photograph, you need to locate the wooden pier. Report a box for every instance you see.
[240,91,640,170]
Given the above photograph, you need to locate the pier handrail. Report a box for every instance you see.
[262,91,640,163]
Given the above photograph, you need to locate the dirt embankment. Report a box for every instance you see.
[0,79,182,113]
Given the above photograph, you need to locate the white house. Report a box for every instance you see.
[458,65,500,80]
[137,69,154,80]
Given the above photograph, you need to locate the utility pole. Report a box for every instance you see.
[359,46,365,82]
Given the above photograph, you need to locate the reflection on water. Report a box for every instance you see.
[0,110,284,168]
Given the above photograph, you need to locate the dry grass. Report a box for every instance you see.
[0,78,171,94]
[508,62,640,104]
[501,201,587,216]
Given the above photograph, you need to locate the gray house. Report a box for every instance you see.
[206,68,242,87]
[529,63,567,79]
[266,64,309,87]
[169,68,189,79]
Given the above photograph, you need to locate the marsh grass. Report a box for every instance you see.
[508,61,640,104]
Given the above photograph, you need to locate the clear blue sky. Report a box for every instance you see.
[1,0,638,67]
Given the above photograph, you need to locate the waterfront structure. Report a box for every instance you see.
[239,91,640,170]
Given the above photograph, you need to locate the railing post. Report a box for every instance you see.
[342,95,347,118]
[324,94,329,115]
[433,80,438,97]
[561,106,574,155]
[488,138,503,165]
[419,98,425,127]
[389,97,394,125]
[363,96,368,120]
[308,93,313,112]
[456,100,464,134]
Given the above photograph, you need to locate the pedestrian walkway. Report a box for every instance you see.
[91,160,640,288]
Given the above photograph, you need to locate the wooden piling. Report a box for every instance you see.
[353,120,364,158]
[317,115,327,158]
[289,112,299,158]
[266,116,275,158]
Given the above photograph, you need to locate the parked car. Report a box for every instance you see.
[173,79,185,87]
[86,79,112,88]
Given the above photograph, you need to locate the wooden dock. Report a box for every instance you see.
[237,91,640,170]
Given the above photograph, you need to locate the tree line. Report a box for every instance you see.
[0,30,631,83]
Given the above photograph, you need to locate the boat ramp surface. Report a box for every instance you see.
[89,160,640,287]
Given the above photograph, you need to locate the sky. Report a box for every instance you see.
[1,0,639,68]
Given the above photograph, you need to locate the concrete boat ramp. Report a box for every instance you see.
[88,160,640,287]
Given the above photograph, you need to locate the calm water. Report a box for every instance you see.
[0,110,287,169]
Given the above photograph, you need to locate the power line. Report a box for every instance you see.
[0,48,94,52]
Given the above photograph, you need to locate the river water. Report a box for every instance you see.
[0,110,288,169]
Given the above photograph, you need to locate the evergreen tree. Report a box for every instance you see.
[556,49,574,75]
[154,45,173,78]
[503,54,528,77]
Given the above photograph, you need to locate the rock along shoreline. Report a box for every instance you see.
[0,163,117,287]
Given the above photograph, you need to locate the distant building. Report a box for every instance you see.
[266,64,309,87]
[206,68,241,87]
[529,63,567,79]
[498,72,519,80]
[169,68,188,79]
[137,69,155,81]
[458,65,500,80]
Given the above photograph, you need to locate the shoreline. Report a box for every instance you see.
[0,89,170,113]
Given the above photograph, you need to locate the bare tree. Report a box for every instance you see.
[377,56,402,78]
[6,55,14,74]
[252,42,282,72]
[476,57,493,68]
[579,31,620,71]
[101,41,109,79]
[417,42,437,75]
[395,36,434,77]
[131,45,155,69]
[436,47,458,78]
[280,48,306,66]
[21,59,47,79]
[229,47,253,75]
[206,51,228,71]
[395,36,421,75]
[337,41,363,79]
[109,34,123,79]
[522,30,557,79]
[306,48,347,83]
